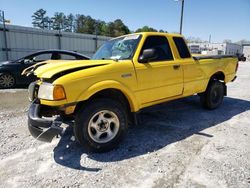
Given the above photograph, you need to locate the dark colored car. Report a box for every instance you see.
[236,53,246,62]
[0,50,89,88]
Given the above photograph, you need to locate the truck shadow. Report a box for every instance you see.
[53,96,250,170]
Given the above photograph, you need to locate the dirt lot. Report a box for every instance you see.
[0,62,250,188]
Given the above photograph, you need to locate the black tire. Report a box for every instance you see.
[74,98,128,152]
[0,73,15,89]
[200,80,225,110]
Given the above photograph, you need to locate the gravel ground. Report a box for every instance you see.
[0,62,250,188]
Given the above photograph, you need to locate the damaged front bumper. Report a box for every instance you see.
[28,102,64,142]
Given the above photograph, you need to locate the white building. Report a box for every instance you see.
[188,44,200,54]
[188,42,243,55]
[242,44,250,60]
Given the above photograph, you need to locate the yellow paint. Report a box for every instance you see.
[33,32,238,113]
[64,106,76,115]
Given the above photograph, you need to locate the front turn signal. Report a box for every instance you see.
[53,85,66,100]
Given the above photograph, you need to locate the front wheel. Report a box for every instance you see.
[74,98,128,152]
[200,80,225,110]
[0,73,15,88]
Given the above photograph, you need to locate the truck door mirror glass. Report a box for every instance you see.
[139,48,158,63]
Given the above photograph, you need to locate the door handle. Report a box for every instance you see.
[173,64,180,70]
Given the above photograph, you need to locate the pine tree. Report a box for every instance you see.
[52,12,67,31]
[65,14,75,32]
[32,9,48,29]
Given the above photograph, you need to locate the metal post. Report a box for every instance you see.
[179,0,185,34]
[58,30,61,49]
[94,24,98,52]
[2,11,9,60]
[58,23,62,49]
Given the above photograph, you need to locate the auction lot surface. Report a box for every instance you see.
[0,62,250,188]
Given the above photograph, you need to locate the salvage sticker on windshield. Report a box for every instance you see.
[123,35,140,40]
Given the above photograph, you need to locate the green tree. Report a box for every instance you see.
[83,16,96,34]
[98,19,130,37]
[94,20,107,35]
[75,15,96,34]
[52,12,67,31]
[32,9,48,29]
[135,26,158,32]
[43,16,53,30]
[104,22,115,37]
[65,14,75,32]
[159,29,168,33]
[31,11,131,36]
[113,19,130,37]
[75,14,85,33]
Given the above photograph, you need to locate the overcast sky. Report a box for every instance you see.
[0,0,249,42]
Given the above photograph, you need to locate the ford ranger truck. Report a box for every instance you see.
[25,32,238,152]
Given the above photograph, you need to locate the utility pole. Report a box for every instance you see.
[0,10,9,60]
[179,0,185,34]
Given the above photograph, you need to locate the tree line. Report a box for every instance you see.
[32,9,250,44]
[32,9,167,37]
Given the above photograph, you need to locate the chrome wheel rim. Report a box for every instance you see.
[88,110,120,144]
[0,74,15,88]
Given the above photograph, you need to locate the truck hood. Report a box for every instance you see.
[33,60,113,79]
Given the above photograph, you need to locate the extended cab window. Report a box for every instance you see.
[140,36,173,62]
[173,37,191,58]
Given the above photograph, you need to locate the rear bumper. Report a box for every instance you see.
[28,102,63,142]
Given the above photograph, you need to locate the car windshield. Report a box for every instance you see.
[92,34,141,60]
[15,54,35,63]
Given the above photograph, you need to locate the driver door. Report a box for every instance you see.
[134,35,184,105]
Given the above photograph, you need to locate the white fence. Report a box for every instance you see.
[0,24,111,61]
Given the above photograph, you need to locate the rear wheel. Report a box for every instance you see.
[74,98,128,152]
[200,80,225,109]
[0,73,15,88]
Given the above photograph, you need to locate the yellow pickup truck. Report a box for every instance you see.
[26,32,238,152]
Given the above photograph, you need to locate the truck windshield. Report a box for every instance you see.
[92,34,141,60]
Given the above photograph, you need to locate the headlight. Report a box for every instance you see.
[38,83,66,100]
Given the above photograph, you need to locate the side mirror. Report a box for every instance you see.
[139,48,158,63]
[23,59,30,64]
[23,58,35,64]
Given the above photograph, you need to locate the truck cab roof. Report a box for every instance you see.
[118,32,183,39]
